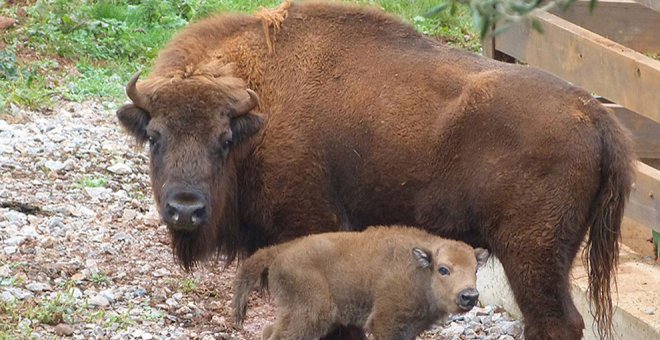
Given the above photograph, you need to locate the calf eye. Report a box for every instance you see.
[438,266,450,276]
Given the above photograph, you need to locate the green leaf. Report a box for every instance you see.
[425,3,450,17]
[531,18,545,34]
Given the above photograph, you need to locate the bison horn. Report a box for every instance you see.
[126,71,149,110]
[231,89,260,116]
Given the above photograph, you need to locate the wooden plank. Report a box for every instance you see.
[605,103,660,159]
[493,11,660,124]
[626,161,660,233]
[552,0,660,53]
[632,0,660,12]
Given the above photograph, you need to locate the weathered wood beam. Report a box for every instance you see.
[552,0,660,53]
[493,11,660,124]
[627,161,660,233]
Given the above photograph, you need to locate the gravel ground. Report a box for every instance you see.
[0,101,524,339]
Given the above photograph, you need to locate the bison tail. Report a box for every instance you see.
[232,245,279,327]
[585,104,635,339]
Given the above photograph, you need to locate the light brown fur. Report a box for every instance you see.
[233,226,488,340]
[116,2,635,339]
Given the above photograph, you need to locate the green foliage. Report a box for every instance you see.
[0,0,475,113]
[428,0,597,38]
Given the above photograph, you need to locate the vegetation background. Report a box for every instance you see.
[0,0,478,114]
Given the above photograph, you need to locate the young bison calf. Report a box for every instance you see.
[233,225,489,340]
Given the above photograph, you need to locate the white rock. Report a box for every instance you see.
[172,292,183,300]
[78,206,97,218]
[1,291,15,303]
[153,268,171,277]
[3,210,27,227]
[501,321,524,338]
[89,294,110,307]
[107,163,132,174]
[25,282,52,292]
[5,287,33,299]
[70,287,83,299]
[19,225,39,239]
[3,246,17,255]
[439,322,465,338]
[0,144,12,154]
[122,209,138,221]
[4,236,27,246]
[100,289,115,303]
[45,160,66,172]
[644,307,656,315]
[141,333,154,340]
[0,265,10,277]
[84,187,110,198]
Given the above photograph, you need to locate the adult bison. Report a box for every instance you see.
[116,1,634,339]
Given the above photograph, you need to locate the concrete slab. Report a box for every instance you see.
[478,242,660,339]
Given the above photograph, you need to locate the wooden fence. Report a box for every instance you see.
[482,0,660,255]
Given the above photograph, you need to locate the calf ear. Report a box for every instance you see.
[474,248,490,268]
[117,104,150,144]
[231,113,265,144]
[412,247,433,269]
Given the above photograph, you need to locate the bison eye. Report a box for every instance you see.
[223,139,233,148]
[146,130,160,146]
[438,266,450,276]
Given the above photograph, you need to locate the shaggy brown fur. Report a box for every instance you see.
[233,226,489,340]
[116,1,635,339]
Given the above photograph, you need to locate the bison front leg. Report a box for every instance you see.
[320,325,367,340]
[493,228,585,340]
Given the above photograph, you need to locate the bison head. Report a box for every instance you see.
[116,70,264,270]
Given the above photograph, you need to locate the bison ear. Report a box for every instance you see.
[412,247,432,269]
[117,104,150,144]
[474,248,489,268]
[230,113,265,145]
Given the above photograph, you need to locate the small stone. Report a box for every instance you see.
[89,294,110,307]
[70,287,83,299]
[166,298,178,308]
[100,289,115,303]
[3,210,27,227]
[153,268,171,277]
[132,329,145,338]
[45,160,66,172]
[4,236,26,246]
[501,321,524,338]
[211,315,226,327]
[54,323,74,336]
[1,291,15,303]
[5,287,33,300]
[643,307,655,315]
[108,163,132,174]
[3,246,17,255]
[84,187,110,198]
[141,332,154,340]
[19,225,39,239]
[122,209,138,221]
[439,322,465,338]
[0,16,16,30]
[25,282,52,292]
[135,287,147,297]
[78,206,97,218]
[0,265,10,277]
[48,217,65,230]
[173,292,183,300]
[486,326,503,337]
[71,272,85,281]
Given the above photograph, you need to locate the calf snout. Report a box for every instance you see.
[163,190,208,231]
[457,288,479,310]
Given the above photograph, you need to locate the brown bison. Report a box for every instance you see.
[233,225,489,340]
[116,1,634,339]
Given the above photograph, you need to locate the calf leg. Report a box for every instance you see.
[492,223,585,340]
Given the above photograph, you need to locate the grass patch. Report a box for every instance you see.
[90,272,112,287]
[0,0,475,113]
[180,278,197,294]
[78,176,108,188]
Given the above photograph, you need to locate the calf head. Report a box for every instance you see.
[116,67,264,269]
[412,242,489,314]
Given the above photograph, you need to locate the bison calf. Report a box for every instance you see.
[233,225,488,340]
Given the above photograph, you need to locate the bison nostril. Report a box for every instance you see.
[164,192,208,229]
[458,288,479,309]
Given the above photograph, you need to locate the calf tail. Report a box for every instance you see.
[232,245,281,326]
[585,104,635,339]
